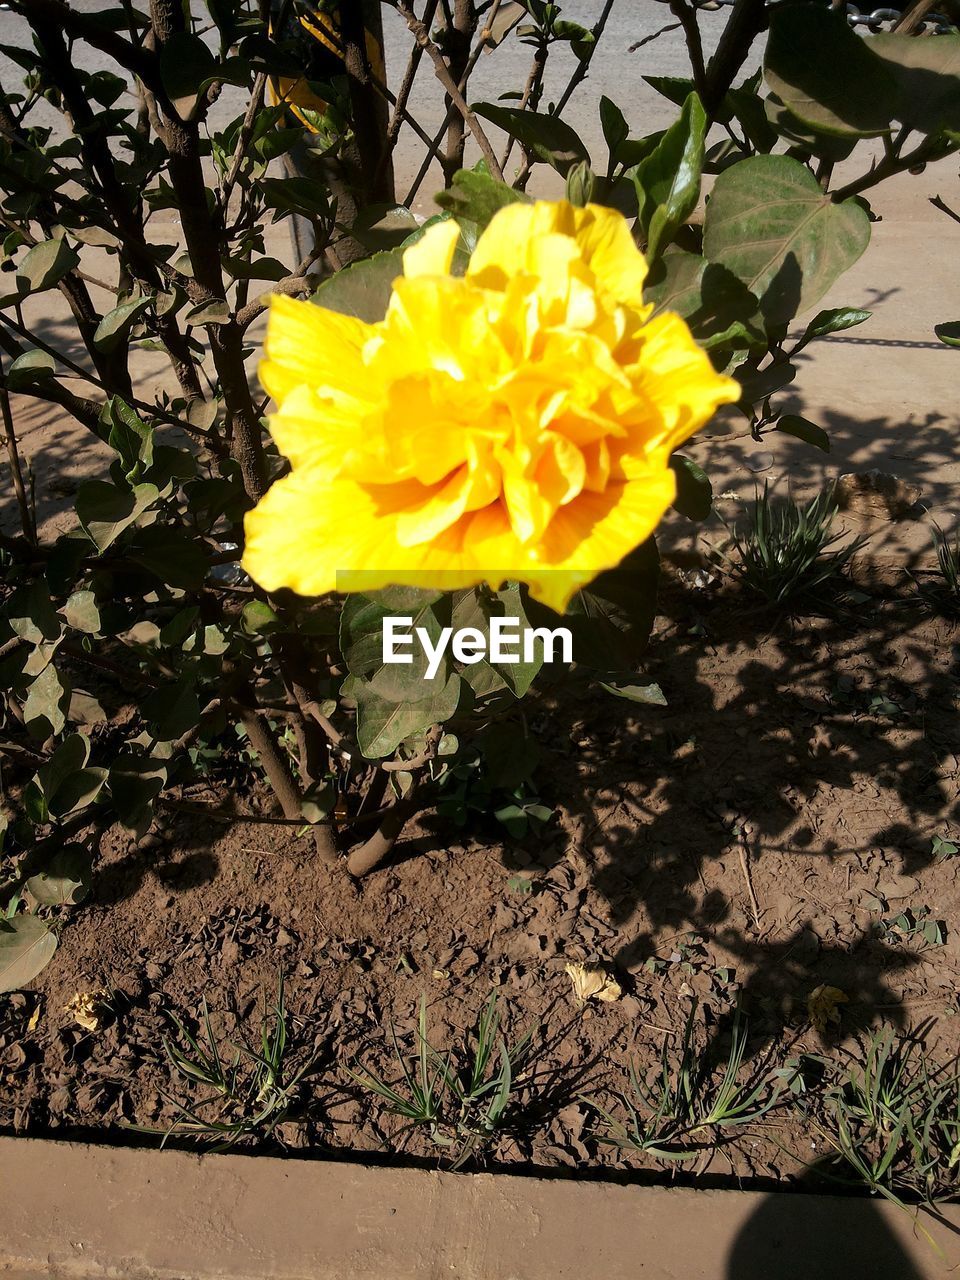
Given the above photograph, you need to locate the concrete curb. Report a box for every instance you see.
[1,1137,959,1279]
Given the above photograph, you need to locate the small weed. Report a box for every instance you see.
[874,905,946,949]
[920,525,960,616]
[132,975,314,1150]
[932,834,959,863]
[348,992,535,1168]
[723,484,866,608]
[814,1028,960,1209]
[585,1002,781,1163]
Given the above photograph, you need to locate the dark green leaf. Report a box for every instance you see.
[142,678,201,742]
[17,237,80,294]
[775,414,830,452]
[764,4,895,138]
[93,297,151,353]
[795,306,872,352]
[160,31,217,118]
[24,663,70,738]
[342,671,461,759]
[599,95,629,155]
[670,453,713,522]
[26,845,92,906]
[871,31,960,135]
[634,92,707,260]
[473,103,589,175]
[6,349,55,389]
[76,480,159,552]
[128,526,209,590]
[435,168,530,234]
[109,754,167,835]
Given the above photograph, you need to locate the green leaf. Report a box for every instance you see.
[24,663,70,738]
[643,76,697,109]
[435,168,530,234]
[311,248,403,323]
[935,321,960,349]
[340,589,450,696]
[473,103,589,175]
[261,176,331,220]
[764,5,895,138]
[241,600,280,634]
[223,255,289,282]
[143,678,201,743]
[93,297,152,353]
[598,678,667,706]
[669,453,713,522]
[6,349,55,389]
[775,414,830,452]
[63,590,100,634]
[871,31,960,135]
[185,299,230,327]
[634,92,707,260]
[47,766,107,819]
[102,397,154,480]
[352,203,420,252]
[0,915,57,993]
[160,31,217,118]
[451,583,544,700]
[343,671,461,759]
[702,155,871,324]
[109,754,167,836]
[794,306,872,353]
[6,580,61,645]
[17,237,80,294]
[26,733,88,823]
[645,253,764,351]
[76,480,159,551]
[599,95,629,156]
[26,845,92,907]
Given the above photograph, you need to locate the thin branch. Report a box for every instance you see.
[0,379,36,542]
[395,0,505,180]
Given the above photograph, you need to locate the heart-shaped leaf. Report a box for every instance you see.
[703,155,870,324]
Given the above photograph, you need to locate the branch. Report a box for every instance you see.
[702,0,769,116]
[395,0,505,180]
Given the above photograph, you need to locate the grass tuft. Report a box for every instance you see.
[723,483,866,608]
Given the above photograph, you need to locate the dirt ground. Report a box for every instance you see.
[3,577,959,1185]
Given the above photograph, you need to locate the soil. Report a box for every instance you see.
[2,579,960,1188]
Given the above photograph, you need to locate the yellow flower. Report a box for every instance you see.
[243,200,738,614]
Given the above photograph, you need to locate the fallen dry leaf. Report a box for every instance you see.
[65,990,110,1032]
[807,984,848,1034]
[565,961,621,1006]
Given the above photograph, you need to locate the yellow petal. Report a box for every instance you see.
[243,470,489,598]
[260,293,373,406]
[402,218,461,279]
[267,382,370,475]
[629,312,740,459]
[573,203,651,312]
